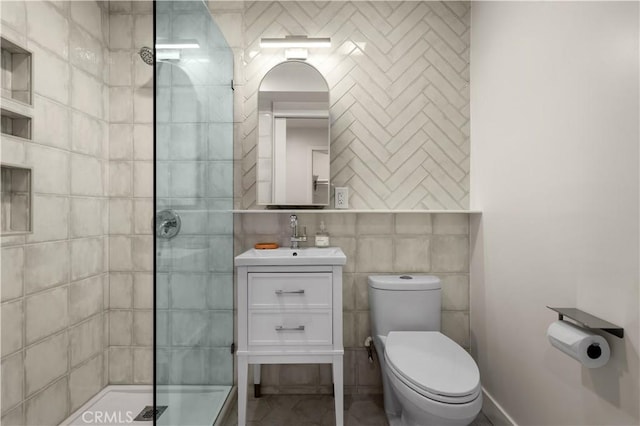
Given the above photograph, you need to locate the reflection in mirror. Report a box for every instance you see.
[257,61,330,207]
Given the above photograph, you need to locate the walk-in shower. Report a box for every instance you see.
[56,1,234,425]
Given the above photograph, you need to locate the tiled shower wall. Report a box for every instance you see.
[216,1,471,210]
[1,1,111,424]
[106,0,155,386]
[235,212,470,394]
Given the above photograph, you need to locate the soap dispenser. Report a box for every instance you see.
[315,220,330,247]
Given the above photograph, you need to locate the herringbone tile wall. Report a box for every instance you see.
[237,1,470,209]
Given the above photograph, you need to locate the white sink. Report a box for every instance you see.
[234,247,346,266]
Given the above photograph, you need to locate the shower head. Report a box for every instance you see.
[139,46,154,65]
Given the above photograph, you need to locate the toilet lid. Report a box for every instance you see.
[385,332,480,400]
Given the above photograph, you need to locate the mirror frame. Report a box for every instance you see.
[256,60,330,208]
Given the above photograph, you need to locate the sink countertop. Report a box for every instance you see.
[234,247,346,266]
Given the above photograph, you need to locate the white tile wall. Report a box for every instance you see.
[69,355,102,412]
[69,25,104,78]
[133,199,152,234]
[109,236,133,270]
[108,347,132,384]
[133,273,153,309]
[26,144,70,195]
[108,161,132,197]
[25,287,68,345]
[70,1,102,40]
[108,14,132,49]
[33,96,70,150]
[1,353,23,414]
[1,3,111,422]
[133,125,152,160]
[132,161,152,197]
[105,2,155,387]
[70,68,103,119]
[70,237,104,280]
[70,198,106,238]
[26,195,69,243]
[24,377,68,426]
[132,348,152,384]
[68,275,103,325]
[24,241,69,294]
[1,1,26,34]
[1,247,23,302]
[431,235,469,272]
[109,124,133,159]
[109,199,133,235]
[109,311,133,346]
[31,45,70,104]
[109,51,132,86]
[109,87,133,122]
[69,316,103,367]
[26,1,69,59]
[1,300,23,357]
[71,111,103,157]
[24,332,68,396]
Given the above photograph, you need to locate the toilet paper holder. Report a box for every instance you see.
[547,306,624,338]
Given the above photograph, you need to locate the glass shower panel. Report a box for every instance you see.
[154,1,234,424]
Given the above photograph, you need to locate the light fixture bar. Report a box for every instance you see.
[155,42,200,50]
[260,35,331,49]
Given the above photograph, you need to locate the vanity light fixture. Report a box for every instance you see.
[260,35,331,49]
[155,41,200,49]
[154,40,200,61]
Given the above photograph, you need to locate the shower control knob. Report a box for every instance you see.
[155,209,181,239]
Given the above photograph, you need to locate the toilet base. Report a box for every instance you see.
[386,413,403,426]
[386,411,471,426]
[386,363,482,426]
[385,391,481,426]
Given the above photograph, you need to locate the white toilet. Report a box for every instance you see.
[368,275,482,426]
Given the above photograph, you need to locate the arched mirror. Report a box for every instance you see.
[257,60,330,207]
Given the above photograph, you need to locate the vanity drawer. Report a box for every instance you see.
[248,272,332,309]
[248,311,332,345]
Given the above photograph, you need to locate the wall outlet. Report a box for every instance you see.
[334,187,349,209]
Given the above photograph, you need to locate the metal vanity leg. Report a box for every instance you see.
[238,356,248,426]
[333,356,344,426]
[253,364,261,398]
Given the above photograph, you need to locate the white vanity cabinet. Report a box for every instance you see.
[235,248,346,426]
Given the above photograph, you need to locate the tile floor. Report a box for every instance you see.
[222,394,493,426]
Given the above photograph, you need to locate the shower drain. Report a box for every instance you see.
[133,406,167,421]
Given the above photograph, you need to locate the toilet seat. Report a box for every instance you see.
[384,331,481,404]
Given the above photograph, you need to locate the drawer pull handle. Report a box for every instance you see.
[275,290,305,295]
[275,325,305,332]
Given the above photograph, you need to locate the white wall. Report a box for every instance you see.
[470,2,639,425]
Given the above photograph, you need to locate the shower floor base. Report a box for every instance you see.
[61,385,231,426]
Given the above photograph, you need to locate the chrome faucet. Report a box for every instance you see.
[289,214,307,249]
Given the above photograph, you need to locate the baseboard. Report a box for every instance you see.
[482,387,517,426]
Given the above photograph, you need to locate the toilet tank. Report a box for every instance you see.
[368,275,441,339]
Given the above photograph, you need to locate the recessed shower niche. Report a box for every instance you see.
[1,108,31,140]
[1,37,32,105]
[1,164,32,234]
[1,37,32,141]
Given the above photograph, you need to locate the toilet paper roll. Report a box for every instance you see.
[546,320,610,368]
